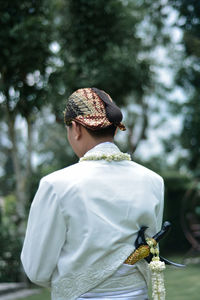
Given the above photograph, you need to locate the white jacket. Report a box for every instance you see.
[21,142,164,300]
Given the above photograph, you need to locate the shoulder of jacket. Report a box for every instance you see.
[130,160,164,183]
[40,162,83,185]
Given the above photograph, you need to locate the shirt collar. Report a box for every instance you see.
[83,142,121,157]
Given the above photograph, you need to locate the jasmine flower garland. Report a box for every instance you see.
[79,152,131,162]
[146,238,166,300]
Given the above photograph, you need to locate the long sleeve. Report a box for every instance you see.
[21,179,67,287]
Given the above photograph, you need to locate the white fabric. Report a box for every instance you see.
[78,288,148,300]
[86,262,149,293]
[78,289,148,300]
[21,142,164,300]
[78,263,148,299]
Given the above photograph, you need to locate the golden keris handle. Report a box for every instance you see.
[124,245,150,265]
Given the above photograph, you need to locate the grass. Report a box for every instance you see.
[164,260,200,300]
[19,289,50,300]
[17,258,200,300]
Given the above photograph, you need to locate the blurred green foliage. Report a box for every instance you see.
[0,0,53,117]
[0,195,21,282]
[169,0,200,173]
[160,172,191,253]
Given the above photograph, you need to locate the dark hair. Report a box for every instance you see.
[85,124,117,138]
[91,87,123,126]
[66,122,116,138]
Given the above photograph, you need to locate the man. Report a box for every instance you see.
[21,87,164,300]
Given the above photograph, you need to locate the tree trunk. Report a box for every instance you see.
[26,115,33,180]
[127,100,148,154]
[6,99,26,234]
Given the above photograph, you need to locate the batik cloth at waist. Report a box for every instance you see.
[77,263,149,299]
[77,287,148,299]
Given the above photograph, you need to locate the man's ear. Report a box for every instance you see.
[72,121,82,140]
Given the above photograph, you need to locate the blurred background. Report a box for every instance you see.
[0,0,200,298]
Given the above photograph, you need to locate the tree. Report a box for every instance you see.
[0,0,53,226]
[169,0,200,174]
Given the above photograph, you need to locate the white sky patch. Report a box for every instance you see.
[0,93,5,103]
[169,86,187,103]
[50,41,61,53]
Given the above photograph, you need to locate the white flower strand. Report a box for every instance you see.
[146,239,166,300]
[80,152,131,162]
[149,258,166,300]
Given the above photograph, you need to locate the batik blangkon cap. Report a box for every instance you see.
[64,87,126,131]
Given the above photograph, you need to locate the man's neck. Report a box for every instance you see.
[86,138,114,152]
[83,138,114,154]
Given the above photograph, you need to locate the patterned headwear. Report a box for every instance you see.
[64,87,126,131]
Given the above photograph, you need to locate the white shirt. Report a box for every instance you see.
[21,142,164,300]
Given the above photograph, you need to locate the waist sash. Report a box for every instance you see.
[77,263,149,300]
[77,287,148,299]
